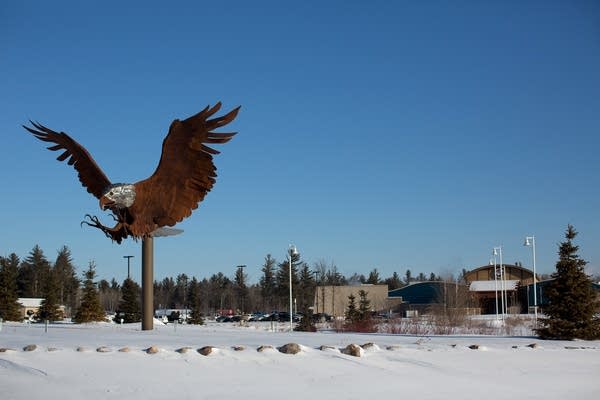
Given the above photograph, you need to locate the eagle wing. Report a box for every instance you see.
[131,102,239,235]
[23,121,112,199]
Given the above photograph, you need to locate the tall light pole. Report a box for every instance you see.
[288,244,298,332]
[524,236,537,323]
[123,255,134,279]
[493,246,505,319]
[489,257,499,320]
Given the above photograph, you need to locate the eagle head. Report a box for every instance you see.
[100,183,136,210]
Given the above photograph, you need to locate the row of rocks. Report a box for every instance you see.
[3,342,580,356]
[2,342,378,357]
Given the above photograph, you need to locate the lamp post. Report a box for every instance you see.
[493,246,505,319]
[524,236,537,323]
[123,255,134,279]
[489,257,499,320]
[288,244,298,332]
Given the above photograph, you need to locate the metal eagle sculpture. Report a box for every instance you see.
[24,102,240,244]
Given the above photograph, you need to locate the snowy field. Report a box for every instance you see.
[1,320,599,400]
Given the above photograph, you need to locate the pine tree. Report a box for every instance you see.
[234,266,248,314]
[117,278,141,323]
[345,294,359,323]
[73,262,106,323]
[18,245,51,297]
[366,268,381,284]
[0,254,23,321]
[259,254,277,310]
[536,225,600,340]
[385,271,403,290]
[296,263,315,313]
[358,290,372,319]
[37,266,62,321]
[188,277,204,325]
[54,246,79,315]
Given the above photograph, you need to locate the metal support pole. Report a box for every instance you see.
[142,236,154,331]
[123,255,134,280]
[289,253,293,332]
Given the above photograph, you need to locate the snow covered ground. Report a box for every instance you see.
[1,320,599,400]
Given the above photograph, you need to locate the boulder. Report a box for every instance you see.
[342,344,363,357]
[198,346,215,356]
[362,342,380,351]
[278,343,301,354]
[319,345,337,352]
[23,344,37,352]
[175,347,193,354]
[0,348,15,353]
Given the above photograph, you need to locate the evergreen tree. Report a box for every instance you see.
[537,225,600,340]
[18,245,51,297]
[37,266,62,321]
[54,246,79,315]
[208,272,232,314]
[234,266,248,313]
[73,261,105,323]
[385,272,403,290]
[345,293,359,323]
[358,290,372,319]
[188,277,204,325]
[294,303,316,332]
[117,278,141,323]
[404,269,412,285]
[366,268,381,284]
[296,263,315,313]
[0,254,23,321]
[259,254,277,310]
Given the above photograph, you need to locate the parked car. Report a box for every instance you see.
[312,313,333,323]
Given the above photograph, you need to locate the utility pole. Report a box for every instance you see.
[123,255,134,279]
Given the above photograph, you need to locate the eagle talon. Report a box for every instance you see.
[81,214,112,239]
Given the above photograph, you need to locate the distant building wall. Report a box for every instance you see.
[313,284,400,318]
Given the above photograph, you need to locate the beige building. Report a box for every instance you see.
[312,284,401,318]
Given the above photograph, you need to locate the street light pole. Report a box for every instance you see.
[490,256,499,320]
[123,255,134,280]
[524,236,537,323]
[493,246,504,320]
[288,244,298,332]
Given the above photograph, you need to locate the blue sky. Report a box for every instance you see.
[1,1,599,284]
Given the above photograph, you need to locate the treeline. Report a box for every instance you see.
[0,244,455,322]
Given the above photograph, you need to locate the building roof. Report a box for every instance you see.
[388,281,463,304]
[469,280,519,292]
[17,298,44,307]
